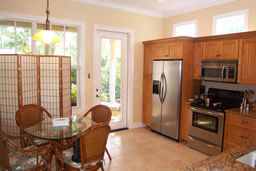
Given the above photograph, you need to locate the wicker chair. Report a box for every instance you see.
[0,131,50,171]
[53,123,110,171]
[83,104,112,160]
[15,104,52,147]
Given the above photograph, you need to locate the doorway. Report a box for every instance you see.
[94,28,130,130]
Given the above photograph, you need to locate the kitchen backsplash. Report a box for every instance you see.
[203,81,256,102]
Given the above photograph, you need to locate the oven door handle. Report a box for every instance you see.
[190,107,224,117]
[221,65,225,80]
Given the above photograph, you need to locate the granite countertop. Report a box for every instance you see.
[225,108,256,119]
[186,141,256,170]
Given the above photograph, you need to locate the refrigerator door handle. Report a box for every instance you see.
[159,73,164,104]
[162,73,167,103]
[158,74,163,103]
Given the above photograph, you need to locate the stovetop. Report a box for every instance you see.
[190,102,236,112]
[191,88,244,112]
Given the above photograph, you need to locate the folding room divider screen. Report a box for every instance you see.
[0,54,71,136]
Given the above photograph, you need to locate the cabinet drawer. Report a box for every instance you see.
[225,113,256,130]
[224,123,256,144]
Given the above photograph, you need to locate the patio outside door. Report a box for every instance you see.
[94,30,128,130]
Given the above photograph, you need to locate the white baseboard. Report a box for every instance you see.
[131,122,145,129]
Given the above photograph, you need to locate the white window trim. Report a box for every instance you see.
[0,11,86,114]
[173,19,197,37]
[212,9,249,35]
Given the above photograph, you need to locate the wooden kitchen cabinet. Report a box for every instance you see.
[223,112,256,151]
[203,40,238,60]
[193,42,203,80]
[152,42,183,59]
[237,38,256,84]
[142,45,153,127]
[179,103,190,142]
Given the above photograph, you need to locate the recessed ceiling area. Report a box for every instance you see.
[72,0,235,18]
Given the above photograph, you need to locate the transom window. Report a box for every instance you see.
[0,19,79,107]
[173,20,197,37]
[213,9,249,35]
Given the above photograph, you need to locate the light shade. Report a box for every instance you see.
[32,30,61,44]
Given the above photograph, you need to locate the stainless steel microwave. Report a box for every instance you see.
[201,60,238,83]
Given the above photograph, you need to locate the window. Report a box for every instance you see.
[213,9,249,35]
[0,18,80,109]
[173,20,197,37]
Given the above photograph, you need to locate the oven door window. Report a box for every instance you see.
[192,112,218,133]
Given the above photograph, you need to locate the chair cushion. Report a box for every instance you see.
[8,145,46,170]
[63,148,103,169]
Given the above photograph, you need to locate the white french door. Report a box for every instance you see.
[94,30,128,130]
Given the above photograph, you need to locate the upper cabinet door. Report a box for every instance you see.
[153,44,169,59]
[220,40,239,59]
[238,38,256,84]
[203,41,220,59]
[168,42,183,59]
[203,40,238,60]
[193,42,203,80]
[152,42,183,59]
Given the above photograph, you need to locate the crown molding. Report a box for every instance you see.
[72,0,235,18]
[72,0,165,18]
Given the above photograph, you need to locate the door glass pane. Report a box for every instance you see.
[0,20,15,53]
[16,21,32,54]
[36,23,46,55]
[101,38,121,122]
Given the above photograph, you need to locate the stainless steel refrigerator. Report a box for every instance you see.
[151,60,182,140]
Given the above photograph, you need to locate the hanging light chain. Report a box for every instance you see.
[46,0,50,30]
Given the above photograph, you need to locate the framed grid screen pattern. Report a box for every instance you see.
[21,55,38,106]
[0,55,19,136]
[0,54,71,136]
[40,56,60,118]
[61,57,72,117]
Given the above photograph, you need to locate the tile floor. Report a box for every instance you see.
[103,127,208,170]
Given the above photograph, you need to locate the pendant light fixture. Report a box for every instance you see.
[32,0,61,44]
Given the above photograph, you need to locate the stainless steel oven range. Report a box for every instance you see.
[187,88,243,156]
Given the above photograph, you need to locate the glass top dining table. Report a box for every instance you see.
[24,115,97,140]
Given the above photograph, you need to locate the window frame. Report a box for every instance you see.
[173,19,197,37]
[0,11,86,114]
[212,9,249,35]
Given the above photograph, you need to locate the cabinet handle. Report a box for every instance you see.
[164,55,168,57]
[240,135,248,139]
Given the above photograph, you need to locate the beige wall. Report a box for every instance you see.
[1,0,256,126]
[164,0,256,37]
[0,0,164,124]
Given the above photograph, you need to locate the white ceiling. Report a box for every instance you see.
[72,0,235,18]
